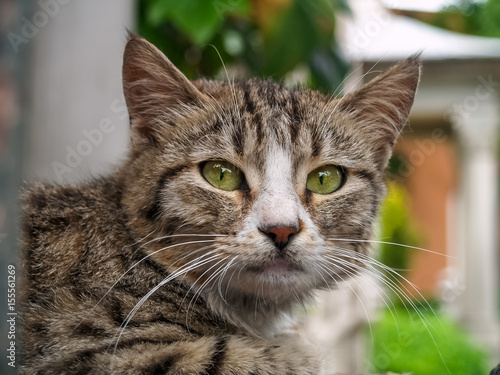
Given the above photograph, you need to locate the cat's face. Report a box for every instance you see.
[120,35,420,303]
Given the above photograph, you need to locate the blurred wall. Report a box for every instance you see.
[1,1,30,374]
[24,0,135,183]
[394,136,458,297]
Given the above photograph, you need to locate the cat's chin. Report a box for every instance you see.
[261,258,291,274]
[206,264,316,338]
[226,261,318,303]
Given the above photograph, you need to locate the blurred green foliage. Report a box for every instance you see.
[377,182,421,300]
[137,0,350,92]
[371,307,489,375]
[425,0,500,37]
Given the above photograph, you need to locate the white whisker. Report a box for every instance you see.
[217,256,238,306]
[142,233,227,247]
[322,55,387,127]
[316,260,374,344]
[111,252,222,355]
[325,247,451,372]
[322,255,401,332]
[184,256,232,327]
[327,237,454,259]
[131,230,156,246]
[323,255,398,317]
[331,246,445,327]
[72,240,217,336]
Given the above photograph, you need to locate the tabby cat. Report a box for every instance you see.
[20,34,420,374]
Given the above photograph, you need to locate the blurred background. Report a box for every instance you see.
[1,0,499,374]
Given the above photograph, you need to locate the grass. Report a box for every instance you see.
[369,306,489,375]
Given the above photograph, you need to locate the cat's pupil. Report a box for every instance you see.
[319,173,325,185]
[220,170,225,181]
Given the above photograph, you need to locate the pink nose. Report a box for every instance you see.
[261,226,299,251]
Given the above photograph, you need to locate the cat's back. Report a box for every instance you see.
[20,178,131,289]
[19,177,238,374]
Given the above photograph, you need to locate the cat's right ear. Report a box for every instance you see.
[335,56,421,168]
[122,33,204,145]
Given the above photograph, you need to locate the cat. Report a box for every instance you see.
[19,33,420,374]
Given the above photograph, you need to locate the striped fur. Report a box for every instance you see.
[20,35,420,374]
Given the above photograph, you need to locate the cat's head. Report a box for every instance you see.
[120,35,420,310]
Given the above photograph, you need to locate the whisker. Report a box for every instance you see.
[316,62,368,135]
[325,254,424,348]
[208,44,242,129]
[111,252,222,355]
[328,62,366,101]
[201,92,235,136]
[217,256,238,306]
[322,255,401,332]
[72,240,217,336]
[131,229,156,246]
[316,260,375,345]
[184,256,232,327]
[329,248,434,319]
[327,237,454,259]
[224,265,239,303]
[322,255,398,317]
[291,288,307,314]
[331,246,445,326]
[142,233,227,247]
[326,247,451,372]
[323,55,387,127]
[190,256,230,306]
[325,250,431,332]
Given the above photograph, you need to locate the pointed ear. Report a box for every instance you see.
[337,56,421,167]
[122,33,204,144]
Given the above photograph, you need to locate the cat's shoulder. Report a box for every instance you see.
[21,179,119,218]
[20,178,124,249]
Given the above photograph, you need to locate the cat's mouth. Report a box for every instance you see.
[247,256,303,276]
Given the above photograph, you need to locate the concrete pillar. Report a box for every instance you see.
[454,98,500,360]
[24,0,135,183]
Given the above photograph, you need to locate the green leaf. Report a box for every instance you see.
[146,0,232,45]
[260,0,331,77]
[146,0,175,26]
[214,0,250,19]
[173,0,222,45]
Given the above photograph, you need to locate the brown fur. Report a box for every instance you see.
[20,34,421,374]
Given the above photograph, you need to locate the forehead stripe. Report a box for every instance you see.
[243,84,256,115]
[232,122,244,156]
[289,90,301,143]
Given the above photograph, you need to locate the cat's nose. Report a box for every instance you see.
[261,226,299,251]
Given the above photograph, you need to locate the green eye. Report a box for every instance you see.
[202,161,243,191]
[306,165,344,195]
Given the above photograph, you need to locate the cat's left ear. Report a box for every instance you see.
[122,33,205,145]
[337,56,421,168]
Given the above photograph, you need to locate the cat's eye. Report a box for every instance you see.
[306,165,344,195]
[202,161,243,191]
